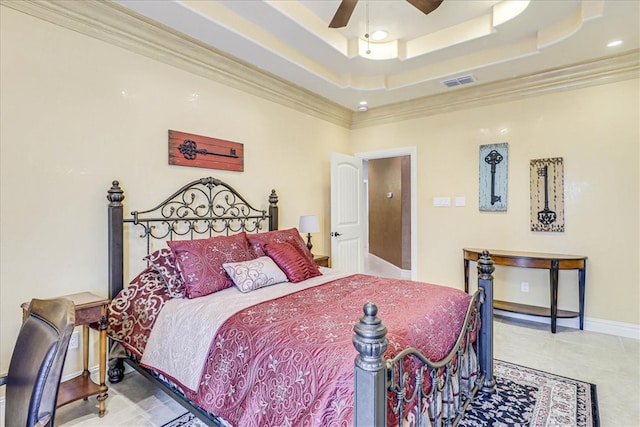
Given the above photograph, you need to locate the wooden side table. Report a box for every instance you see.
[22,292,109,416]
[313,255,330,267]
[463,248,587,333]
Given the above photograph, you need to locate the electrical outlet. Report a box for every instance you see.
[69,331,79,349]
[521,282,529,293]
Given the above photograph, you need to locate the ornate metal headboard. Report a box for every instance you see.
[106,177,278,299]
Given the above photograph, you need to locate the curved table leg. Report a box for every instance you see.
[578,263,586,330]
[550,260,559,333]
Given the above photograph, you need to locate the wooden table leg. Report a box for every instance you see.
[550,260,559,333]
[83,325,89,374]
[82,325,90,400]
[578,264,586,330]
[464,259,470,293]
[97,309,108,417]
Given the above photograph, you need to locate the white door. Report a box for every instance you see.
[330,152,364,273]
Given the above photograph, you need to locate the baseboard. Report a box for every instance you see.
[495,310,640,339]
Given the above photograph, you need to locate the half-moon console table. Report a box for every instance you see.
[463,248,587,333]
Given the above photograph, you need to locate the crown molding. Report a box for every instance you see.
[2,1,638,131]
[352,49,639,129]
[1,0,354,128]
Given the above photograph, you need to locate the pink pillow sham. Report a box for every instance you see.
[246,228,314,263]
[107,266,171,359]
[168,233,254,299]
[145,248,186,298]
[264,241,321,283]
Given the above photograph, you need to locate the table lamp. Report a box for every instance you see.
[299,215,320,254]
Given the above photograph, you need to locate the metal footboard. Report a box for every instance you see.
[353,252,495,427]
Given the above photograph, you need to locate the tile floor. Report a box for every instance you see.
[364,252,410,279]
[54,256,640,427]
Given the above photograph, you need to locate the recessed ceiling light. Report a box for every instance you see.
[370,30,388,41]
[358,101,368,112]
[607,40,623,48]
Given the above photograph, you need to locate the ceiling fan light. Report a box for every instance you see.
[370,30,388,41]
[357,39,398,60]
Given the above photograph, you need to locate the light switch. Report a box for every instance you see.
[433,197,451,207]
[455,196,466,207]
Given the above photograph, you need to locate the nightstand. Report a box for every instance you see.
[313,255,330,267]
[21,292,109,417]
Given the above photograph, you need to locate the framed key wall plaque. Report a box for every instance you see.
[169,130,244,172]
[479,143,508,211]
[530,157,564,232]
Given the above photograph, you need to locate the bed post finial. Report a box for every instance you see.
[353,302,388,369]
[353,302,388,426]
[107,181,124,206]
[269,189,278,231]
[477,250,496,392]
[478,250,495,279]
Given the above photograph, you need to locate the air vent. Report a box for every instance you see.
[442,75,476,88]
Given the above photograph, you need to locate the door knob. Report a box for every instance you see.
[330,232,342,237]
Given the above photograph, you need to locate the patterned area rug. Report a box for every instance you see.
[460,360,599,427]
[162,360,599,427]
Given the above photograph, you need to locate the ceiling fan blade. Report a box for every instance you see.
[329,0,358,28]
[406,0,444,15]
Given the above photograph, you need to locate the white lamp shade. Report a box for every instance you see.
[299,215,320,233]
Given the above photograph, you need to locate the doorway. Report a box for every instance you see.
[357,147,417,280]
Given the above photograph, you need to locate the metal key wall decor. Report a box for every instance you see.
[530,157,564,232]
[169,130,244,172]
[479,143,508,211]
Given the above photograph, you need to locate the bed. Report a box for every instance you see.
[105,176,496,426]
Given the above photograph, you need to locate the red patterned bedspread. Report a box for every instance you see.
[181,274,472,426]
[108,272,472,425]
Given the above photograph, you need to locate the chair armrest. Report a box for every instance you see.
[0,372,6,386]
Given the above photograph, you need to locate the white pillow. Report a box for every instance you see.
[223,256,288,293]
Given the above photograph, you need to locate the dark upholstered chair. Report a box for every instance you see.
[0,298,75,427]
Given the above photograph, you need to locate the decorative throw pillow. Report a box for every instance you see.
[107,266,171,359]
[145,248,186,298]
[168,233,254,299]
[222,256,288,293]
[247,228,314,263]
[264,241,322,283]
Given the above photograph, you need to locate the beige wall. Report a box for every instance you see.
[1,5,639,383]
[351,79,639,327]
[0,7,349,376]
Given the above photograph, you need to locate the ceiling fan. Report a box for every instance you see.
[329,0,444,28]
